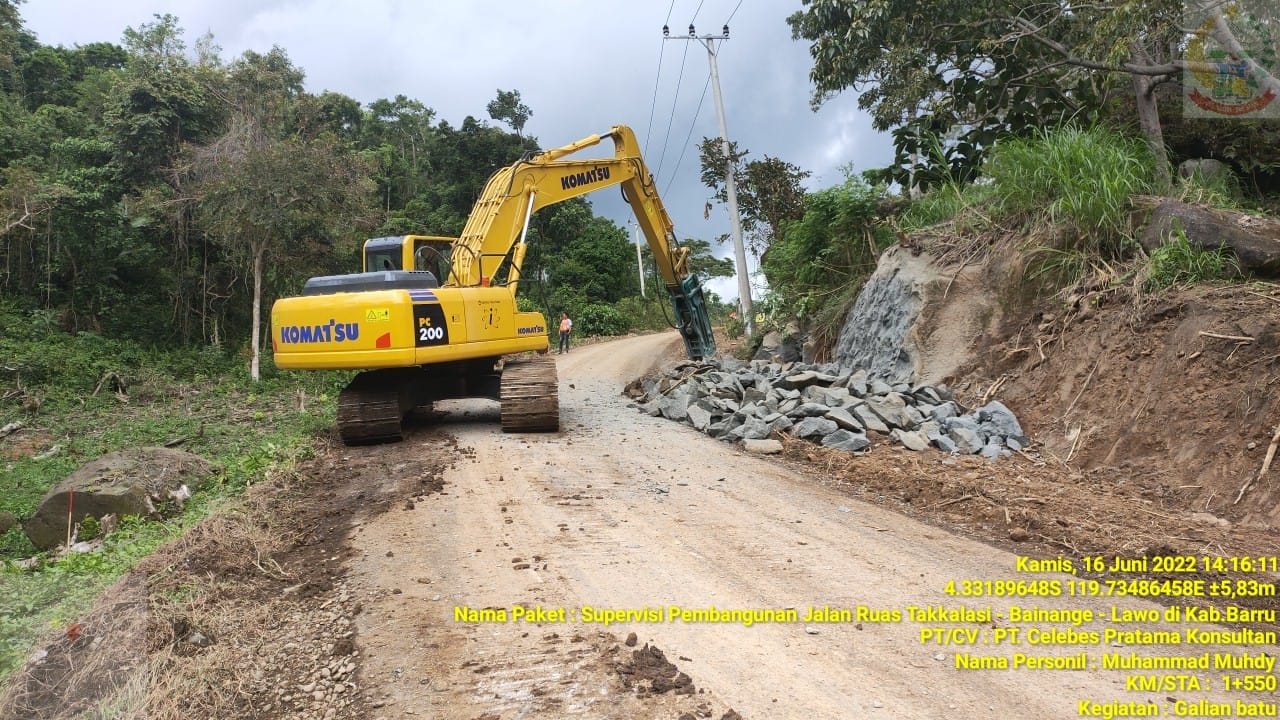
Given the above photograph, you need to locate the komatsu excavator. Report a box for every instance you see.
[270,125,716,444]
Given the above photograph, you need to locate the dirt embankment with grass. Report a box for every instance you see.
[885,127,1280,535]
[0,318,348,711]
[800,236,1280,584]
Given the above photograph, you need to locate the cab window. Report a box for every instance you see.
[413,239,453,283]
[366,249,400,272]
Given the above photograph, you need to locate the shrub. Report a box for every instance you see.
[574,303,628,337]
[614,295,670,332]
[762,178,893,315]
[723,314,745,339]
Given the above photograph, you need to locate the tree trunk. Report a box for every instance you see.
[1130,47,1171,192]
[251,243,263,381]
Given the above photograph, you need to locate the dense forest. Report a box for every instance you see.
[3,0,1278,368]
[0,4,735,368]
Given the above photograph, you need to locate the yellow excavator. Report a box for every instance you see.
[271,125,716,444]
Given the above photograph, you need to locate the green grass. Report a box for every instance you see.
[0,304,345,680]
[897,181,995,232]
[983,126,1155,257]
[1175,165,1250,211]
[1145,225,1241,290]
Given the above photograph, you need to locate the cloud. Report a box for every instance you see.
[22,0,893,302]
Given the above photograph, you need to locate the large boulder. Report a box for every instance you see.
[753,327,802,364]
[1139,198,1280,276]
[25,447,215,550]
[821,429,871,453]
[1178,158,1229,182]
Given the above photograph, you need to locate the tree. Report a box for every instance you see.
[186,47,374,379]
[518,198,638,314]
[361,95,437,211]
[107,14,223,187]
[698,138,809,255]
[486,88,531,137]
[188,119,374,379]
[679,237,735,279]
[788,0,1280,191]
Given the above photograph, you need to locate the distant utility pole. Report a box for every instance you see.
[665,23,753,336]
[630,219,646,297]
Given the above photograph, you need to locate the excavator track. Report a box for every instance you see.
[500,356,559,432]
[336,371,416,444]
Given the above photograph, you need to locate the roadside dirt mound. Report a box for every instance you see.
[0,430,452,720]
[616,643,695,696]
[949,282,1280,530]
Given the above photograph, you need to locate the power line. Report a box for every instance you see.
[663,74,711,196]
[652,37,691,182]
[642,44,667,157]
[725,0,743,24]
[643,0,680,155]
[654,2,737,194]
[689,0,706,24]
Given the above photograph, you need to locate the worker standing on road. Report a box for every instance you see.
[558,313,572,354]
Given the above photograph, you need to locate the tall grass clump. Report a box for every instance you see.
[1145,225,1240,290]
[897,180,996,232]
[1176,164,1248,210]
[984,126,1155,258]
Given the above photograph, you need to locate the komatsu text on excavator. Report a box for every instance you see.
[271,125,716,444]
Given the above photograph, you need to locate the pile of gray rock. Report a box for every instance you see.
[628,358,1028,458]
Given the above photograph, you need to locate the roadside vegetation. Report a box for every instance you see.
[0,301,342,678]
[688,1,1280,358]
[707,121,1273,359]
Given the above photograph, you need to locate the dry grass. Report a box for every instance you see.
[0,579,150,720]
[0,459,317,720]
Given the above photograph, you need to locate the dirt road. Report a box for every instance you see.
[347,333,1267,719]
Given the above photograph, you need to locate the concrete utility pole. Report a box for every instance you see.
[631,219,645,297]
[665,23,753,336]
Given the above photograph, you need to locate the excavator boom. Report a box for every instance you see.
[442,126,713,357]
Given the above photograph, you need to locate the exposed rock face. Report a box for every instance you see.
[830,245,1003,386]
[1178,158,1228,182]
[1140,198,1280,276]
[24,447,215,550]
[832,260,923,383]
[753,325,802,364]
[632,359,1028,459]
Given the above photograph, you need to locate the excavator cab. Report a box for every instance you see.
[361,235,458,276]
[413,238,452,277]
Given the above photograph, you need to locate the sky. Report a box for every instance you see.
[20,0,893,303]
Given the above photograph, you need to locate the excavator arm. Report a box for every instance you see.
[448,125,715,359]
